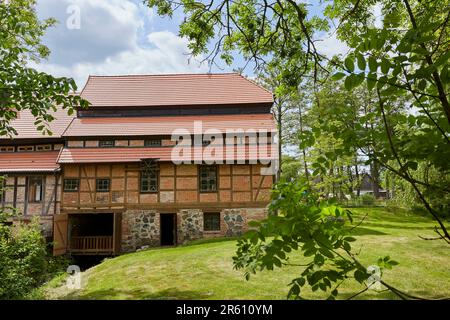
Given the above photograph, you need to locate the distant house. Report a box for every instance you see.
[358,173,387,199]
[0,73,277,256]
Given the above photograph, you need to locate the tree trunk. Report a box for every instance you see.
[298,104,309,181]
[354,157,360,197]
[370,161,381,198]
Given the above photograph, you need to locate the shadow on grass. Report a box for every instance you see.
[346,227,387,236]
[358,222,435,231]
[63,288,212,300]
[339,289,449,300]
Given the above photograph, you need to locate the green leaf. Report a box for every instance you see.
[354,269,368,283]
[417,79,427,91]
[356,53,366,70]
[345,56,355,72]
[434,51,450,67]
[367,73,377,91]
[368,56,378,72]
[381,58,390,74]
[319,247,334,259]
[331,72,346,81]
[344,75,354,90]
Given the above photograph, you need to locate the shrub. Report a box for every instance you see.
[360,193,375,205]
[0,213,68,299]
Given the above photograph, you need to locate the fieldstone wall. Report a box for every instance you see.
[177,209,203,244]
[40,217,53,239]
[120,207,268,251]
[122,209,160,252]
[222,209,246,236]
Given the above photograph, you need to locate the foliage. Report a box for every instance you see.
[280,156,303,183]
[0,213,47,299]
[40,206,450,300]
[233,179,402,299]
[328,0,450,242]
[0,0,88,137]
[361,193,376,206]
[145,0,329,81]
[145,0,450,300]
[386,162,450,216]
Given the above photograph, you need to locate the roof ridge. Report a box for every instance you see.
[237,73,274,97]
[79,75,91,96]
[87,72,241,78]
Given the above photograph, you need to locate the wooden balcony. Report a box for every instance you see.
[69,236,114,255]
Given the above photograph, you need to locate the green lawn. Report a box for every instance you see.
[42,207,450,300]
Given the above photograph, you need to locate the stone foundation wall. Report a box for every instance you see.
[121,209,160,252]
[120,207,268,251]
[177,209,203,244]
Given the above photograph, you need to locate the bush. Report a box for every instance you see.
[360,193,375,205]
[0,213,68,299]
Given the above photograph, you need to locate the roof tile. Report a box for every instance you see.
[80,73,273,107]
[0,151,60,172]
[57,145,277,164]
[63,114,276,137]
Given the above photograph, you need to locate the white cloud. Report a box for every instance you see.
[315,32,350,58]
[31,31,208,89]
[373,3,383,28]
[32,0,208,89]
[37,0,143,65]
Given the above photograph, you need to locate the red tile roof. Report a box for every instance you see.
[62,114,276,137]
[57,145,277,164]
[0,151,60,173]
[80,73,273,107]
[0,108,74,139]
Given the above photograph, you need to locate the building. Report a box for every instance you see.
[0,108,73,240]
[358,173,388,199]
[0,73,277,256]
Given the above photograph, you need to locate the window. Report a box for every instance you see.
[144,139,162,147]
[99,140,115,148]
[53,144,64,150]
[199,165,217,192]
[204,213,220,231]
[64,179,79,192]
[0,146,14,152]
[36,144,52,151]
[28,177,43,203]
[140,171,158,193]
[18,146,34,152]
[96,179,110,192]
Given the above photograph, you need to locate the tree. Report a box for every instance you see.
[0,204,48,299]
[147,0,450,298]
[329,0,450,242]
[0,0,88,137]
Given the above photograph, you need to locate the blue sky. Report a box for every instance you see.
[31,0,349,90]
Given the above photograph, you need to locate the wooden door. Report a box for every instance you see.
[53,213,68,256]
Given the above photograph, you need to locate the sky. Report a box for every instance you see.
[31,0,351,90]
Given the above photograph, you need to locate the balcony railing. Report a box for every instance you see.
[69,236,113,255]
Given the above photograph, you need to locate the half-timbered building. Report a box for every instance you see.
[0,73,277,256]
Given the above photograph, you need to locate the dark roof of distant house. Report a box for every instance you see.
[0,108,74,140]
[80,73,274,108]
[62,113,276,137]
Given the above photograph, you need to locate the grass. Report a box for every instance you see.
[42,207,450,300]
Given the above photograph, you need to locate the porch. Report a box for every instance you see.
[53,212,121,256]
[69,235,114,255]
